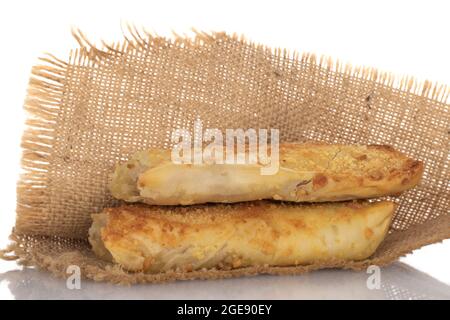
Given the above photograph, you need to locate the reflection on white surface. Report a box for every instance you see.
[0,262,449,300]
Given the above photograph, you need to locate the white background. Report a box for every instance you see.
[0,0,448,299]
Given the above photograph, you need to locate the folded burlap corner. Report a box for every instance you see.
[1,27,449,284]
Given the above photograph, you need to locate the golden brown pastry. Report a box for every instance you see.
[89,201,395,273]
[110,143,423,205]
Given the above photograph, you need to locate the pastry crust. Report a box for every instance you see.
[110,144,423,205]
[89,201,395,273]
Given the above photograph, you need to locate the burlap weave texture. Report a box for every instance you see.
[1,28,448,284]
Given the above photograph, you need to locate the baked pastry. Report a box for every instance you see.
[89,200,395,273]
[110,143,423,205]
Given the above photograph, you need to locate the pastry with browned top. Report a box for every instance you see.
[110,144,423,205]
[89,201,394,273]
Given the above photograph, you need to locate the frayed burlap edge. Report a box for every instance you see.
[2,26,449,284]
[14,27,450,238]
[16,26,450,238]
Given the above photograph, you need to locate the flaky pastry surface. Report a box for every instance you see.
[110,144,423,205]
[89,201,395,273]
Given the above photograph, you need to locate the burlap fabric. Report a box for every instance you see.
[1,28,449,284]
